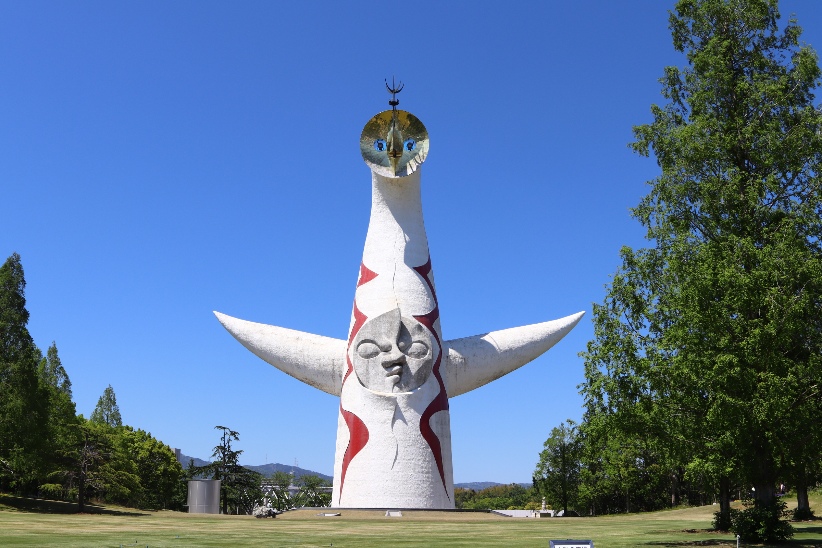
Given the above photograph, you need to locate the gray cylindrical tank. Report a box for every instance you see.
[187,479,221,514]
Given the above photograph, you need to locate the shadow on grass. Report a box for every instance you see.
[644,532,822,547]
[644,543,735,546]
[0,493,148,516]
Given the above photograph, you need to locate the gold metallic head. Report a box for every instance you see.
[360,110,429,178]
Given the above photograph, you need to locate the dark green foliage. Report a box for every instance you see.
[712,507,733,531]
[0,253,184,511]
[577,0,822,530]
[0,253,33,362]
[37,342,80,498]
[0,253,50,493]
[728,500,794,543]
[454,483,540,510]
[192,426,263,514]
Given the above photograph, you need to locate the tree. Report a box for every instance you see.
[453,483,539,510]
[211,425,241,515]
[39,342,72,398]
[119,427,184,509]
[90,384,122,428]
[534,421,581,514]
[293,474,331,508]
[67,420,113,512]
[580,0,822,541]
[195,426,262,514]
[37,342,80,499]
[266,470,294,511]
[0,253,49,493]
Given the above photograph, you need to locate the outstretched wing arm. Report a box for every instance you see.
[214,311,346,396]
[444,311,585,397]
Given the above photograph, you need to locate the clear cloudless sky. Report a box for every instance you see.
[2,1,821,484]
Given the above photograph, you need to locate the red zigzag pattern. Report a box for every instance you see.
[338,263,377,499]
[413,257,450,500]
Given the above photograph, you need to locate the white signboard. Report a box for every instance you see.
[549,541,593,548]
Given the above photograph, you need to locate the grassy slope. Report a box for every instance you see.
[0,492,820,548]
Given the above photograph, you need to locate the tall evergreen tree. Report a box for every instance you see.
[40,342,72,398]
[90,384,122,428]
[580,0,822,541]
[0,253,49,492]
[194,426,262,514]
[37,342,79,497]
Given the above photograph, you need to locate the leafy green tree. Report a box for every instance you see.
[66,419,113,512]
[267,470,294,511]
[118,427,184,509]
[90,384,122,428]
[534,421,581,514]
[0,253,50,493]
[580,0,822,539]
[454,483,539,510]
[293,474,331,507]
[454,487,476,509]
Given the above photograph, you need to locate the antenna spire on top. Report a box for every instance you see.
[385,77,404,110]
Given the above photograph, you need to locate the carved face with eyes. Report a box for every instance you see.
[360,110,429,178]
[351,308,436,394]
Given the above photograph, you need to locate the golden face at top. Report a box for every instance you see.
[360,109,429,178]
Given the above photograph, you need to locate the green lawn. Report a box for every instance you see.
[1,494,820,547]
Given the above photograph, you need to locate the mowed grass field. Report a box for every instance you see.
[1,494,821,547]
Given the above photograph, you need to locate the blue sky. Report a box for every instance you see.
[3,1,821,484]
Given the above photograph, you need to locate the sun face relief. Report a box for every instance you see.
[350,308,436,394]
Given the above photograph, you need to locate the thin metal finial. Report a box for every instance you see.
[385,77,404,110]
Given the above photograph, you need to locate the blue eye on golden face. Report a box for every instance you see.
[361,110,428,178]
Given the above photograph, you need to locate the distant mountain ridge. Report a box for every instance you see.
[178,452,332,483]
[244,463,332,483]
[454,482,532,490]
[178,454,525,488]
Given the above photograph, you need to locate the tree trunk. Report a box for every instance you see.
[797,482,810,516]
[752,455,777,507]
[77,472,85,513]
[753,481,776,506]
[716,475,731,530]
[671,470,680,507]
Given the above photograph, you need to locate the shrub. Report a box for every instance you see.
[38,483,65,501]
[729,500,794,544]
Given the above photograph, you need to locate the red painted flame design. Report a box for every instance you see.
[413,258,450,500]
[338,263,378,499]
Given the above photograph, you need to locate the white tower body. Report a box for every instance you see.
[333,169,452,507]
[214,96,584,509]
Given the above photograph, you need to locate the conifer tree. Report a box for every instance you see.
[90,384,122,428]
[0,253,49,492]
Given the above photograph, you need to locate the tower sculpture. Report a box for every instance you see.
[215,81,584,508]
